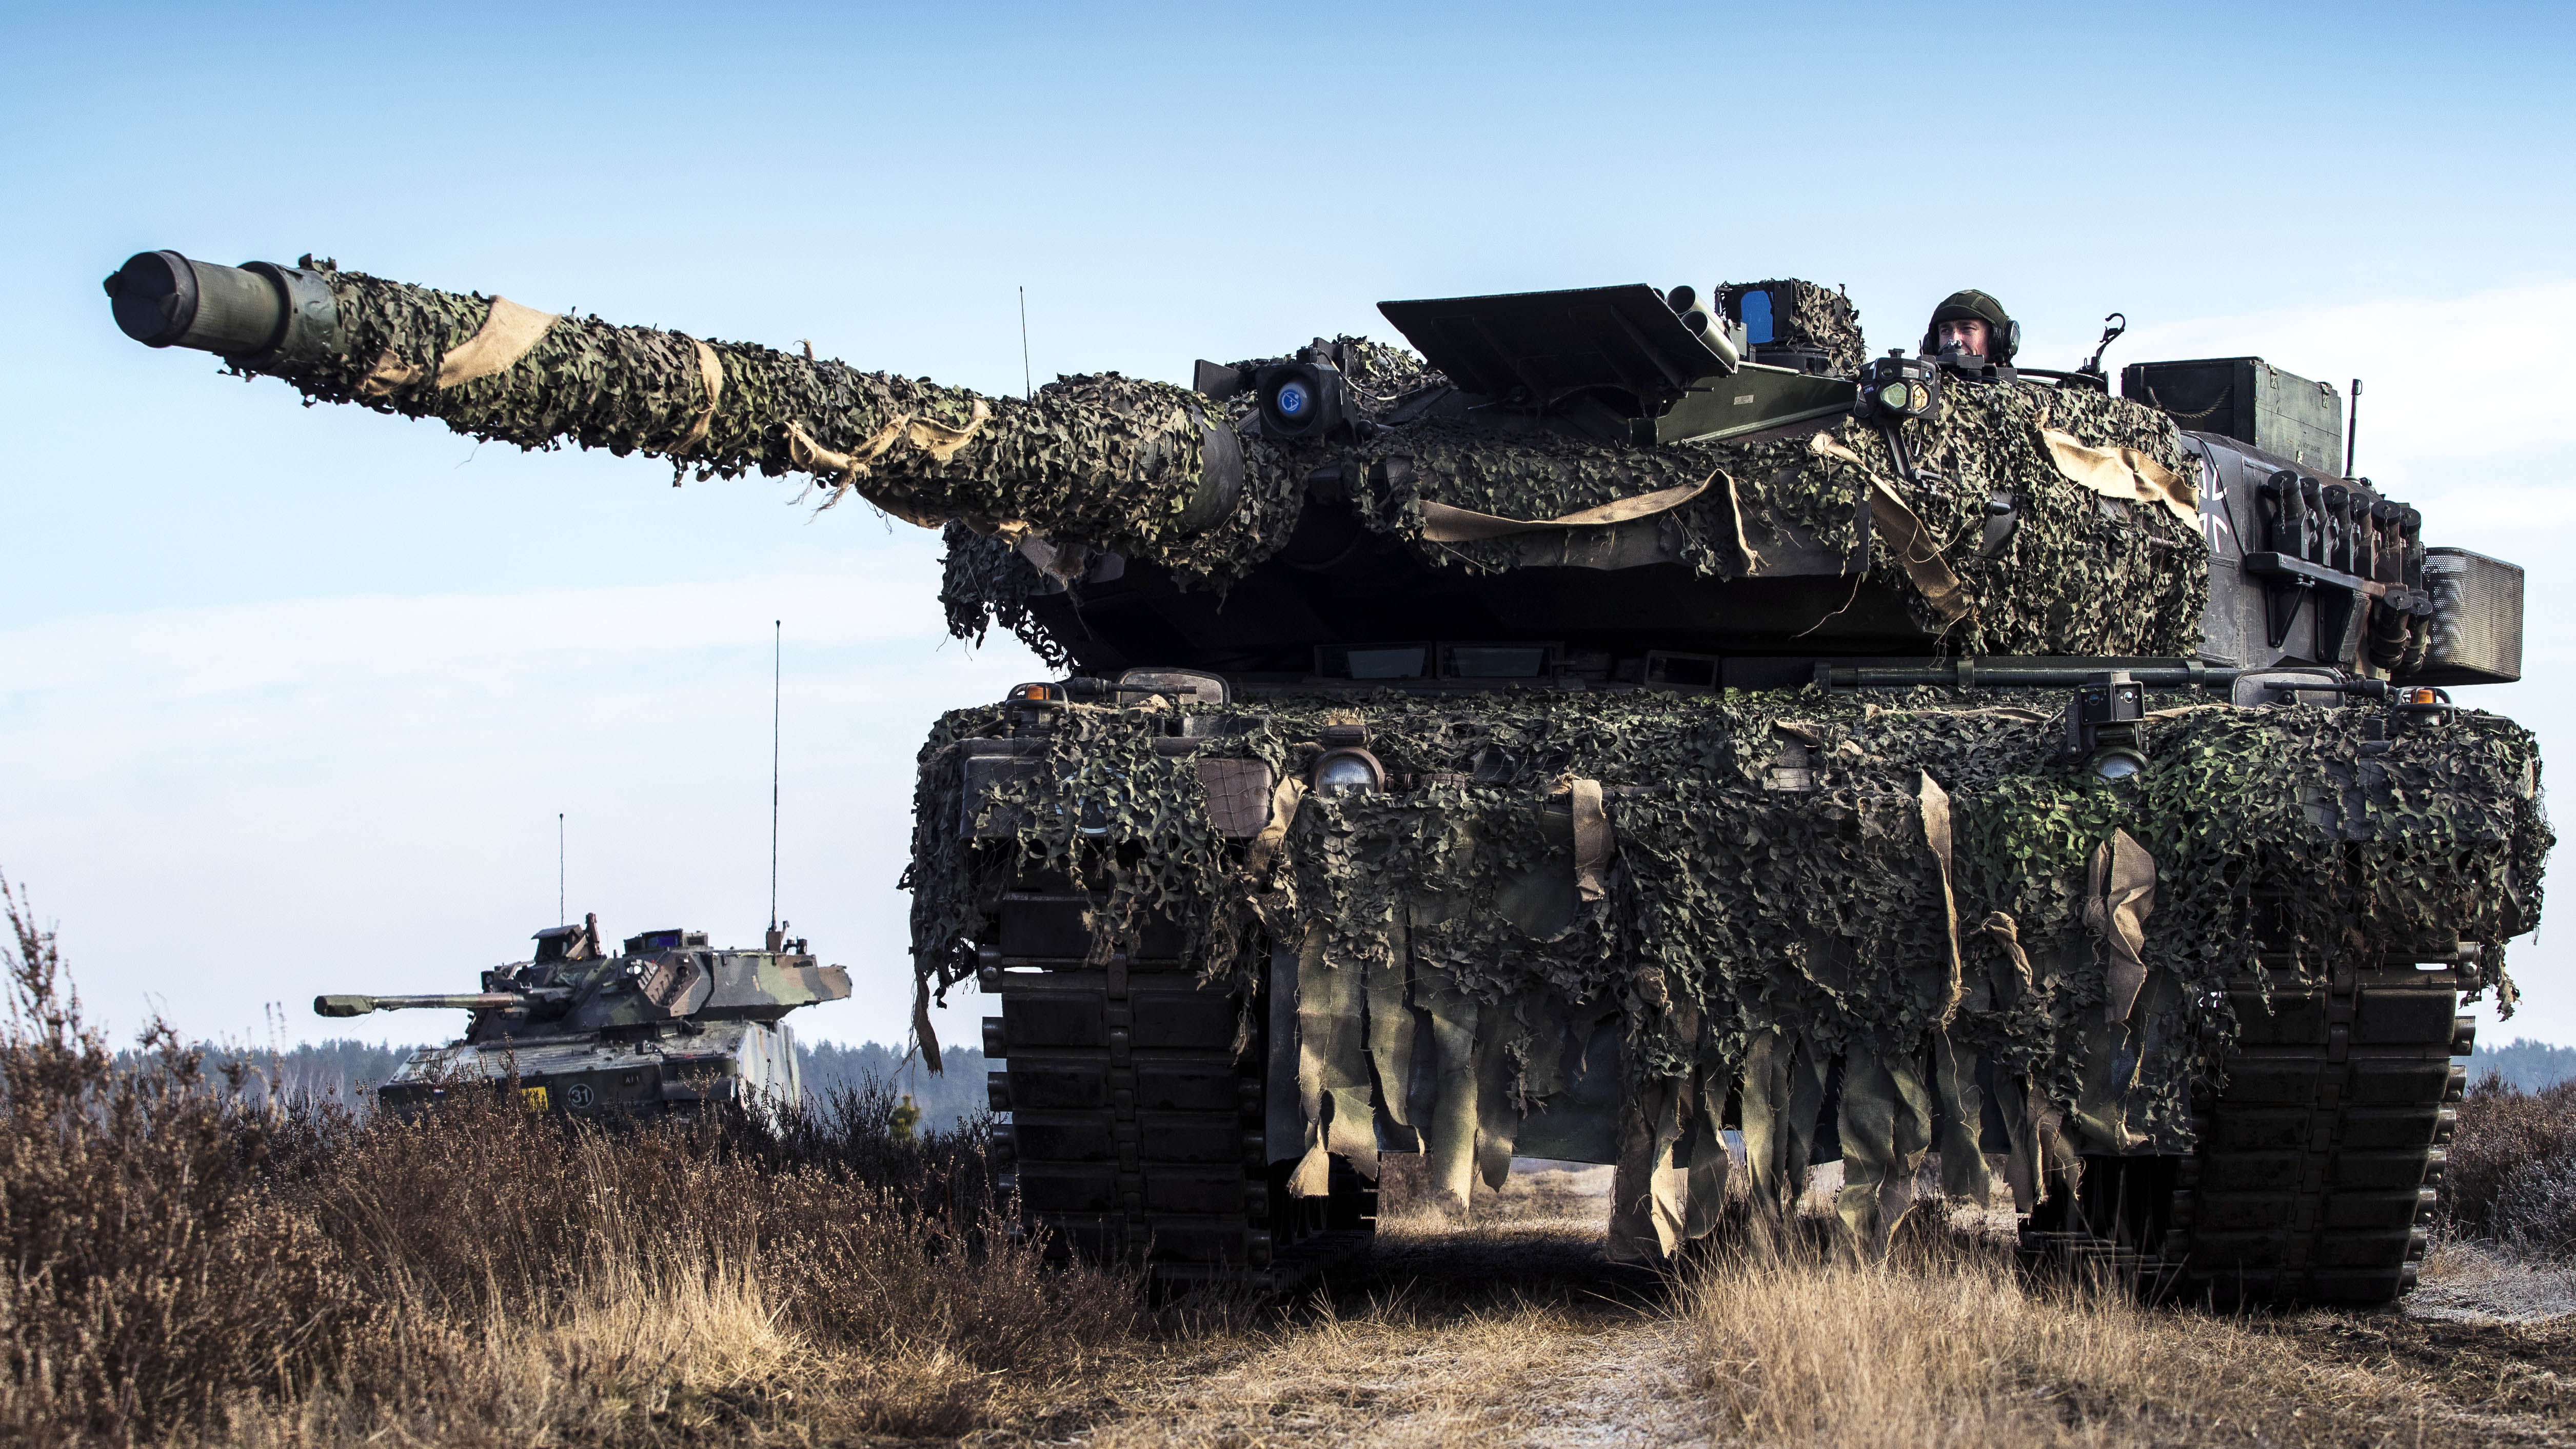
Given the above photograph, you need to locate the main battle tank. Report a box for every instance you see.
[316,915,851,1115]
[111,250,2545,1303]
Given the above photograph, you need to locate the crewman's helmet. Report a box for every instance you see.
[1921,289,2020,365]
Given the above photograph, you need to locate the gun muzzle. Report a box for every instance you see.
[313,993,522,1018]
[105,250,342,366]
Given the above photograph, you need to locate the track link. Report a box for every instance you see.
[979,883,1373,1295]
[2025,955,2470,1305]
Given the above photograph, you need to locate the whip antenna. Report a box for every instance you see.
[2348,378,2363,477]
[769,620,782,934]
[558,812,565,926]
[1020,286,1033,403]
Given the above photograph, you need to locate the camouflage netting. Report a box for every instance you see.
[1731,277,1868,374]
[190,264,2545,1258]
[1334,372,2203,657]
[912,690,2547,1253]
[240,267,2201,661]
[266,269,1304,591]
[940,338,2205,660]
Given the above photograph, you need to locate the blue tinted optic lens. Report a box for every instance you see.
[1276,382,1307,415]
[1741,288,1775,346]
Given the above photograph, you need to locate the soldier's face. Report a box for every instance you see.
[1937,319,1991,356]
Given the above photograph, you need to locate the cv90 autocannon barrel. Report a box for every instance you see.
[314,993,522,1018]
[102,248,1249,564]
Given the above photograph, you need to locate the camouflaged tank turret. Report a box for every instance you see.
[120,248,2544,1305]
[318,916,851,1116]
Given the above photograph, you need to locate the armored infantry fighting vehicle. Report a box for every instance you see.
[316,915,851,1115]
[111,249,2544,1304]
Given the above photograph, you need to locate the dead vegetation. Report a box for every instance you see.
[10,874,2576,1447]
[1679,1217,2532,1448]
[1028,1184,2576,1448]
[1009,1158,1684,1448]
[2447,1070,2576,1255]
[0,880,1142,1446]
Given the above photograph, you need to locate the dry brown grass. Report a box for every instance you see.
[0,880,1144,1447]
[1027,1161,2576,1448]
[1011,1175,1697,1448]
[1680,1213,2574,1448]
[2448,1072,2576,1254]
[15,865,2576,1449]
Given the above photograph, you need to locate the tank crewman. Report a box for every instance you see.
[567,911,604,960]
[1920,289,2020,368]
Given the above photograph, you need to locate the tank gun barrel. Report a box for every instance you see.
[314,993,522,1018]
[103,248,1242,549]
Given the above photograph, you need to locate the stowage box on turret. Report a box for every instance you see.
[316,915,851,1115]
[116,248,2545,1305]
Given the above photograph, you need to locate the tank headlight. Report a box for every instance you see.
[1311,748,1385,795]
[1878,381,1910,412]
[1255,360,1346,440]
[2089,748,2147,782]
[1909,382,1930,412]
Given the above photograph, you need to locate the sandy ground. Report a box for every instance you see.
[979,1165,1697,1447]
[2411,1238,2576,1325]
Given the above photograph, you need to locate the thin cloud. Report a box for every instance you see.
[0,562,1041,1050]
[2107,280,2576,489]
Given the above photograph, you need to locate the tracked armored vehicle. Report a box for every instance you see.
[316,916,850,1115]
[113,249,2544,1304]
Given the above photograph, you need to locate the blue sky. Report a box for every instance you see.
[3,2,2572,1052]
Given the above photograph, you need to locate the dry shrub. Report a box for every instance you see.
[0,879,1142,1446]
[0,879,365,1445]
[2444,1072,2576,1254]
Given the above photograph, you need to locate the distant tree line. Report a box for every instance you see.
[797,1041,988,1129]
[2469,1038,2576,1094]
[121,1037,991,1128]
[133,1030,2576,1120]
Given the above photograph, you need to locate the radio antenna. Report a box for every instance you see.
[557,812,565,926]
[769,620,782,934]
[1019,287,1033,403]
[2347,378,2363,478]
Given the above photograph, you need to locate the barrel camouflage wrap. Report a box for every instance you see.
[914,690,2545,1248]
[252,268,1306,590]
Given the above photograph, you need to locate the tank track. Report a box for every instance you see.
[2023,949,2473,1306]
[979,881,1374,1294]
[981,874,2463,1306]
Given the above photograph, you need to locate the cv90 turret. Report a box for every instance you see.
[321,917,851,1116]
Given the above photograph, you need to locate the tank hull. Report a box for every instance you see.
[947,682,2539,1300]
[379,1018,803,1117]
